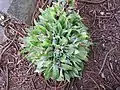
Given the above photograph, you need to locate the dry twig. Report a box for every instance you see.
[0,33,17,61]
[87,74,101,90]
[99,46,116,74]
[106,62,119,83]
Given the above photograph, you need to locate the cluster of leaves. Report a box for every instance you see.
[22,3,91,82]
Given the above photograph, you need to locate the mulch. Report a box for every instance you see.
[75,0,120,90]
[0,0,120,90]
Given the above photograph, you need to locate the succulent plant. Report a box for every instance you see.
[22,3,92,82]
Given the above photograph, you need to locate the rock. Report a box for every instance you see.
[0,26,7,46]
[0,0,13,44]
[0,0,13,12]
[0,0,36,45]
[7,0,36,25]
[0,27,7,45]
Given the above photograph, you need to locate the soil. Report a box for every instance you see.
[0,0,120,90]
[75,0,120,90]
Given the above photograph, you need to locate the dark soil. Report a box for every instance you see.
[0,0,120,90]
[75,0,120,90]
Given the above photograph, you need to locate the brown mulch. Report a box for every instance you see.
[0,0,120,90]
[75,0,120,90]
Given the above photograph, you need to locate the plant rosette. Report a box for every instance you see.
[21,2,92,84]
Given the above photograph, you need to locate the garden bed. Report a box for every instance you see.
[76,0,120,90]
[0,0,120,90]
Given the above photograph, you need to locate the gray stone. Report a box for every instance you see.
[0,27,7,45]
[0,0,13,12]
[0,0,13,44]
[7,0,36,25]
[0,0,36,45]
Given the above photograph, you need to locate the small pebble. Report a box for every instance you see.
[100,12,104,15]
[101,73,105,79]
[0,15,4,20]
[102,43,105,47]
[115,60,117,63]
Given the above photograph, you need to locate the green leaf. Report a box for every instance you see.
[30,28,40,35]
[38,25,47,34]
[35,61,44,69]
[35,60,45,72]
[67,29,73,36]
[73,62,81,70]
[65,18,69,29]
[72,67,79,75]
[42,40,51,48]
[59,12,66,26]
[61,55,66,63]
[52,65,59,79]
[60,36,68,45]
[43,61,52,67]
[68,44,75,54]
[80,32,88,39]
[57,69,64,81]
[56,21,62,35]
[61,64,73,70]
[68,71,79,78]
[76,47,88,60]
[45,47,53,54]
[68,0,75,7]
[74,49,80,54]
[78,61,84,71]
[44,64,52,80]
[64,72,70,82]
